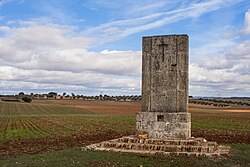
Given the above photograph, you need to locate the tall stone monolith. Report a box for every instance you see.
[136,35,191,139]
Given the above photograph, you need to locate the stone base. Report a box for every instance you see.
[136,112,191,139]
[83,136,230,157]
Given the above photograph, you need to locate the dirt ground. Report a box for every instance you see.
[0,129,249,158]
[1,100,249,158]
[33,99,141,115]
[33,99,250,114]
[0,131,133,158]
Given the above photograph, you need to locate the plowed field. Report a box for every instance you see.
[0,100,250,158]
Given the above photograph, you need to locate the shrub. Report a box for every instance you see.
[22,96,32,103]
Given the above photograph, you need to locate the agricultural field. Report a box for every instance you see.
[0,100,250,166]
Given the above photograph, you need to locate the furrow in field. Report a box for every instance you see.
[10,103,19,115]
[27,104,42,115]
[17,104,29,115]
[39,117,76,135]
[0,118,9,141]
[22,104,34,115]
[32,104,51,115]
[16,118,23,130]
[2,103,7,116]
[5,103,10,116]
[52,106,67,114]
[24,118,50,136]
[0,102,5,116]
[15,103,22,116]
[59,106,80,114]
[5,117,13,140]
[19,119,38,137]
[45,105,59,114]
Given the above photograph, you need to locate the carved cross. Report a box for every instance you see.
[157,43,168,62]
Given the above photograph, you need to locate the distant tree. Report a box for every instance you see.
[47,92,57,98]
[18,92,25,99]
[71,93,75,99]
[99,94,103,100]
[22,96,32,103]
[18,92,24,96]
[48,92,57,96]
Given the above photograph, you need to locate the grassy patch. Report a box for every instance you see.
[0,115,135,142]
[0,101,249,142]
[191,112,250,132]
[0,102,93,117]
[0,144,249,167]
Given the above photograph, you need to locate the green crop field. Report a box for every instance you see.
[0,101,250,166]
[0,102,93,116]
[0,102,135,142]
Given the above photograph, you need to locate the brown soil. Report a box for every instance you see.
[33,99,141,115]
[192,130,250,144]
[0,131,134,159]
[189,103,250,112]
[33,99,250,115]
[1,100,248,158]
[0,130,249,158]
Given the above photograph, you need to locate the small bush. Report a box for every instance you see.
[22,96,32,103]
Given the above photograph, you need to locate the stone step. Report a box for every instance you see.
[99,142,217,153]
[116,137,217,147]
[84,147,227,157]
[83,136,230,157]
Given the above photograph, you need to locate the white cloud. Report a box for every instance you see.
[0,0,248,96]
[0,66,139,89]
[0,23,141,95]
[83,0,242,42]
[0,25,141,74]
[189,38,250,96]
[241,9,250,35]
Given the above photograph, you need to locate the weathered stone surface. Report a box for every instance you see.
[136,112,191,139]
[139,35,190,139]
[141,35,188,113]
[83,35,230,157]
[83,136,230,157]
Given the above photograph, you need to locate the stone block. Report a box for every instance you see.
[136,112,191,139]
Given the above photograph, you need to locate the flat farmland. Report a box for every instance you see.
[0,101,94,116]
[32,99,141,115]
[0,100,250,166]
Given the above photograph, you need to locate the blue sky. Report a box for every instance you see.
[0,0,250,96]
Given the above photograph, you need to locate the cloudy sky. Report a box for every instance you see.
[0,0,249,97]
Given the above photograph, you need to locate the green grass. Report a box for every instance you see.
[0,101,250,166]
[0,144,249,167]
[0,115,135,142]
[0,102,97,141]
[0,102,136,141]
[0,102,93,117]
[191,112,250,132]
[0,102,250,142]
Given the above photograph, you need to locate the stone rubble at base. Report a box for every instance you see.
[82,136,230,157]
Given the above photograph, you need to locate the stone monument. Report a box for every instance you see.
[136,35,191,139]
[83,34,230,157]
